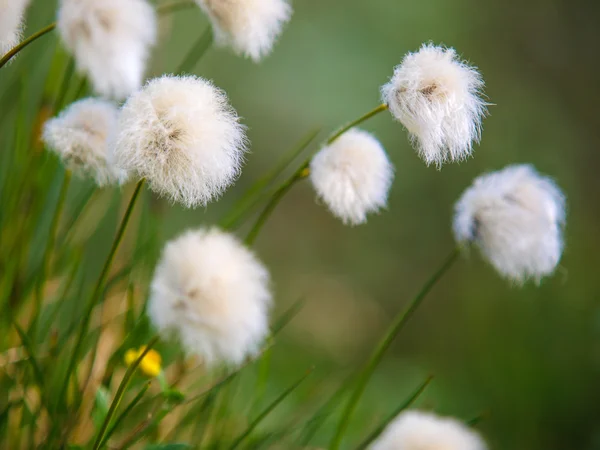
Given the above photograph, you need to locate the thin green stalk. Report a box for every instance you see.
[101,383,150,446]
[157,0,196,14]
[177,27,213,73]
[354,375,433,450]
[244,163,309,246]
[93,336,159,450]
[326,103,388,144]
[330,248,460,450]
[57,179,145,410]
[228,368,313,450]
[55,58,76,111]
[0,23,56,69]
[33,170,72,332]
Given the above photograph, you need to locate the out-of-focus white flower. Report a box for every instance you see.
[381,44,487,167]
[148,227,272,366]
[42,98,123,186]
[195,0,292,61]
[309,128,393,225]
[112,75,247,208]
[453,164,566,283]
[57,0,156,99]
[0,0,30,56]
[369,410,487,450]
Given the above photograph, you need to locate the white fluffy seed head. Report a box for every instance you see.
[148,227,272,366]
[453,164,566,284]
[0,0,29,57]
[381,44,487,167]
[310,129,394,226]
[42,98,124,186]
[195,0,292,61]
[57,0,156,100]
[112,75,247,208]
[369,410,487,450]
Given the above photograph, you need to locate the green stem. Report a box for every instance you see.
[326,103,388,144]
[157,0,196,14]
[177,27,213,74]
[0,23,56,69]
[93,336,159,450]
[57,179,145,410]
[33,170,72,331]
[330,248,460,450]
[55,58,76,111]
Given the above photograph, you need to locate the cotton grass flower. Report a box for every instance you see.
[42,98,123,186]
[148,227,271,366]
[57,0,156,99]
[369,410,487,450]
[453,164,566,283]
[0,0,29,56]
[310,129,393,226]
[381,44,487,167]
[112,75,247,208]
[195,0,292,61]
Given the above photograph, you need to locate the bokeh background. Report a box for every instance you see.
[2,0,600,448]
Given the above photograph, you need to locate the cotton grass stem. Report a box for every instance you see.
[58,179,145,411]
[177,27,214,73]
[330,248,460,450]
[0,23,56,69]
[327,103,388,144]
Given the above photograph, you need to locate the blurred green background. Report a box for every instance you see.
[2,0,600,448]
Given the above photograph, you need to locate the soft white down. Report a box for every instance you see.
[42,98,123,186]
[453,164,566,283]
[148,228,272,366]
[57,0,156,99]
[112,75,247,208]
[0,0,30,56]
[310,129,393,225]
[369,410,487,450]
[195,0,292,61]
[381,44,487,167]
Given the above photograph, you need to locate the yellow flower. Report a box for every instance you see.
[124,346,162,378]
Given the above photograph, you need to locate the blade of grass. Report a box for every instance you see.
[354,375,433,450]
[176,27,213,74]
[228,367,314,450]
[330,249,460,450]
[0,23,56,69]
[101,382,151,446]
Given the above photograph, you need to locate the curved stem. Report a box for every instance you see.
[57,179,145,411]
[330,248,460,450]
[177,27,213,73]
[0,23,56,69]
[327,103,388,144]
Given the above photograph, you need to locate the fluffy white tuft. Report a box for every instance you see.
[381,44,487,167]
[310,129,393,226]
[148,227,272,366]
[112,75,247,208]
[453,164,566,284]
[195,0,292,62]
[0,0,30,57]
[369,410,487,450]
[42,98,124,186]
[57,0,156,100]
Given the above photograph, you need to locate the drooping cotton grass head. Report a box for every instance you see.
[0,0,30,56]
[309,128,394,225]
[369,410,487,450]
[42,98,124,186]
[148,227,272,366]
[453,164,566,284]
[195,0,292,61]
[112,75,247,208]
[57,0,156,99]
[381,44,487,167]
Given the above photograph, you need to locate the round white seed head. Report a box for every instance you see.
[381,44,487,167]
[112,75,247,208]
[195,0,292,62]
[57,0,156,100]
[310,129,394,226]
[0,0,30,57]
[369,410,487,450]
[148,227,272,366]
[453,164,566,284]
[42,98,124,186]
